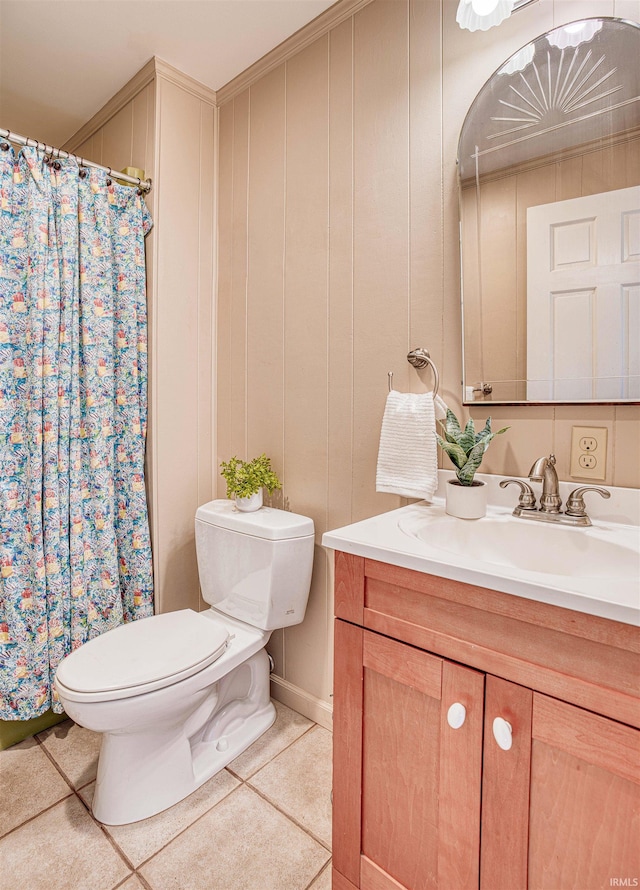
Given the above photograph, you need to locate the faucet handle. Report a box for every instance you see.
[500,479,537,512]
[565,486,611,517]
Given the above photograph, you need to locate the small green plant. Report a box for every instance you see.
[436,410,508,486]
[219,454,282,500]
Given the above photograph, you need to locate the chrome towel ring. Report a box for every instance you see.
[387,349,440,396]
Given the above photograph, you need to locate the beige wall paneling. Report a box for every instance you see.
[460,185,481,397]
[325,18,356,706]
[246,67,286,472]
[469,406,555,478]
[327,18,355,536]
[281,37,331,705]
[555,156,583,202]
[131,84,152,176]
[582,137,640,196]
[480,177,518,393]
[154,76,215,614]
[409,0,444,399]
[229,90,251,473]
[615,0,640,20]
[101,103,135,176]
[197,103,216,520]
[613,406,640,489]
[67,81,155,208]
[73,132,101,166]
[352,0,411,522]
[245,69,287,675]
[583,140,635,196]
[553,0,616,23]
[216,101,235,483]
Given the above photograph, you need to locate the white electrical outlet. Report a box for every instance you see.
[570,426,607,480]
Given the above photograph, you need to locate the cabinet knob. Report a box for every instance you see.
[492,717,513,751]
[447,702,467,729]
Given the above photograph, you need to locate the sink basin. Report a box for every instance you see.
[398,512,639,580]
[322,483,640,625]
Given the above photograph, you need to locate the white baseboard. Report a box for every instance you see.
[270,674,333,732]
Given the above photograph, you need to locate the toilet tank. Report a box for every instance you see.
[195,500,315,631]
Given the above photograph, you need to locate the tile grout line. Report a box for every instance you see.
[33,728,80,794]
[131,721,321,872]
[114,722,331,875]
[225,719,318,783]
[123,778,242,872]
[0,789,75,842]
[75,789,139,874]
[303,859,332,890]
[4,708,332,884]
[244,780,332,854]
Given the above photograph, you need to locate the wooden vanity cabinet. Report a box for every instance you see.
[332,553,640,890]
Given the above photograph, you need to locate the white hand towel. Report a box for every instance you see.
[376,391,448,501]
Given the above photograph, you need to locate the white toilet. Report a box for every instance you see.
[55,500,314,825]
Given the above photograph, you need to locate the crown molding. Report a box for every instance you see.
[154,58,217,106]
[64,57,217,153]
[216,0,374,105]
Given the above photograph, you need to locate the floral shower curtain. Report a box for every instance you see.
[0,146,154,720]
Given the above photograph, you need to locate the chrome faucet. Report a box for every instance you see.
[528,453,562,514]
[500,453,611,527]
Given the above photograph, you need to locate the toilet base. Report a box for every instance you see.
[91,648,275,825]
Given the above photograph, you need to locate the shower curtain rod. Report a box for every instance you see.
[0,127,152,193]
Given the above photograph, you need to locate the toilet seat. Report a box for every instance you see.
[55,610,229,703]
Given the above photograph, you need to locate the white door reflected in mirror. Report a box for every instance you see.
[527,185,640,401]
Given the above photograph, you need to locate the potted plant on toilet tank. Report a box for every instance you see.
[436,410,508,519]
[220,454,281,512]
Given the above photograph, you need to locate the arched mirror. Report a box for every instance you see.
[458,17,640,404]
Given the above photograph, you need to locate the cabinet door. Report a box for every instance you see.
[333,620,484,890]
[481,677,640,890]
[528,693,640,890]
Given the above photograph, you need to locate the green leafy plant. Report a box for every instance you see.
[436,410,508,486]
[219,454,282,500]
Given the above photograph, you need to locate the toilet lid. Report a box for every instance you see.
[55,610,229,701]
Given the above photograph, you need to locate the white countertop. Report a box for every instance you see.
[322,474,640,627]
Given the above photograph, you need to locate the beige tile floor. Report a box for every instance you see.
[0,701,332,890]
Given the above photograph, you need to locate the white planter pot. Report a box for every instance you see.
[235,489,264,512]
[445,479,487,520]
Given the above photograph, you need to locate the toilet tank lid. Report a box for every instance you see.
[196,500,314,540]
